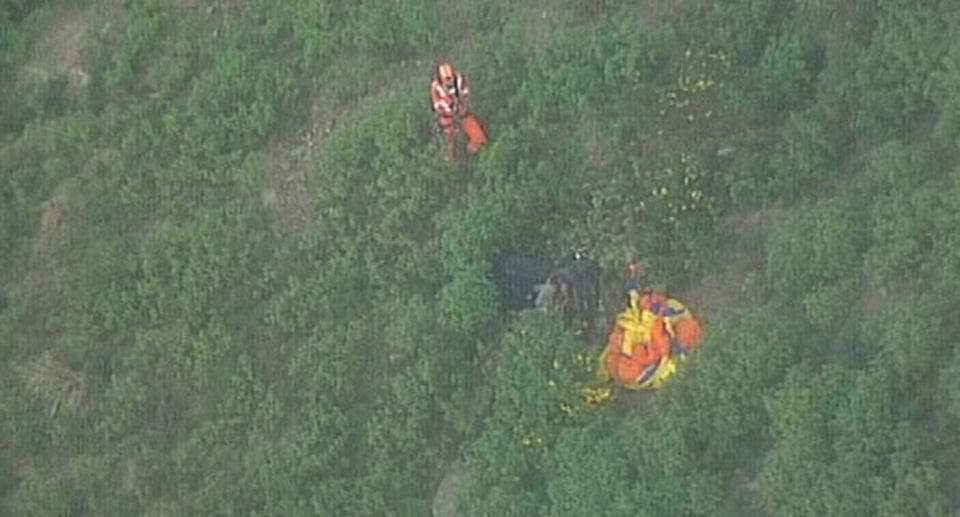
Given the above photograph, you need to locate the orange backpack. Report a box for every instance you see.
[462,114,488,154]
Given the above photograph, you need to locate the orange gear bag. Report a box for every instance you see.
[462,114,488,154]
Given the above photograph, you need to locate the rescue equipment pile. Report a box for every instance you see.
[598,293,703,390]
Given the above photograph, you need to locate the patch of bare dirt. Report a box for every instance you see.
[6,145,111,389]
[17,147,110,304]
[26,13,88,78]
[525,2,555,48]
[932,410,960,511]
[639,0,705,29]
[681,207,782,319]
[120,454,143,501]
[264,60,429,238]
[17,350,89,423]
[854,281,896,318]
[33,179,70,258]
[682,249,756,319]
[432,457,465,517]
[143,499,180,517]
[20,1,124,96]
[18,175,73,316]
[730,466,769,516]
[265,138,316,239]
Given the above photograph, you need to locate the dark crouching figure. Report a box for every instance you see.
[493,248,601,335]
[536,246,601,332]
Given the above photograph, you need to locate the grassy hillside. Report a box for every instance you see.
[3,0,960,515]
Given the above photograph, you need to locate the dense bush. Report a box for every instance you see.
[755,27,821,113]
[766,196,870,332]
[852,0,946,138]
[768,108,839,198]
[762,364,948,516]
[459,312,600,515]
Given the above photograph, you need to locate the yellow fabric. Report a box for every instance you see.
[617,309,656,356]
[620,356,678,391]
[648,356,677,389]
[666,298,688,313]
[665,298,691,324]
[662,298,691,338]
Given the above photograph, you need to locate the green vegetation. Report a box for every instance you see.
[2,0,960,514]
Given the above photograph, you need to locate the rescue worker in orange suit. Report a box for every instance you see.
[430,62,470,161]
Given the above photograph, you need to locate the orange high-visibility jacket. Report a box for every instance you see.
[430,74,469,117]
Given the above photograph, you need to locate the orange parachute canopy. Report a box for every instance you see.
[603,316,673,388]
[598,296,703,390]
